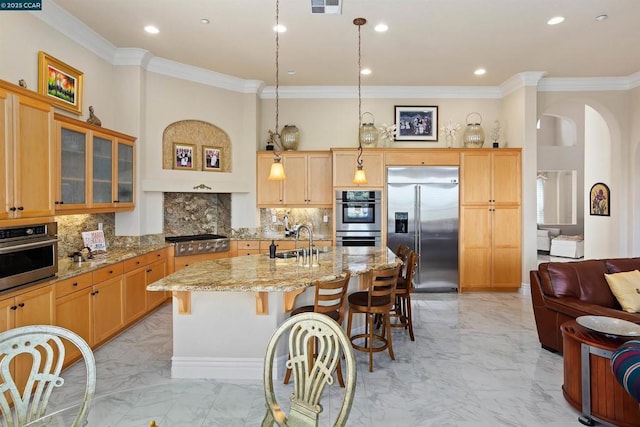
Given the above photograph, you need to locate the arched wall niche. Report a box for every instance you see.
[162,120,232,172]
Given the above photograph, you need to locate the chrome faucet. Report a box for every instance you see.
[294,224,313,265]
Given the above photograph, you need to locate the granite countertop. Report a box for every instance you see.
[230,235,332,241]
[147,246,400,293]
[56,243,171,280]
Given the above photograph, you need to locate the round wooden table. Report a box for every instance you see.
[561,319,640,427]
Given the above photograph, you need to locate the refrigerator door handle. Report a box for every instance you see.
[415,184,421,254]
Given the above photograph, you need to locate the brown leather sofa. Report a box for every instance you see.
[530,257,640,353]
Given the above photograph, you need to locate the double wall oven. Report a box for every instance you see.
[335,190,382,247]
[0,222,58,292]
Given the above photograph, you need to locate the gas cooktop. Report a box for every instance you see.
[165,234,230,256]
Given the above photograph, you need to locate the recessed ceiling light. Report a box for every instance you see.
[144,25,159,34]
[374,23,388,32]
[474,68,486,76]
[200,18,210,24]
[287,70,296,75]
[547,16,565,25]
[595,14,608,21]
[361,68,372,75]
[273,24,287,33]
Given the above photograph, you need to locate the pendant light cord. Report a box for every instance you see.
[274,0,281,157]
[355,18,365,168]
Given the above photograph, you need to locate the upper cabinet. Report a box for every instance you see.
[332,148,384,188]
[55,114,136,214]
[0,81,54,222]
[256,151,332,207]
[460,150,521,206]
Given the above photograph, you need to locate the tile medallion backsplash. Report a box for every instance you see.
[164,192,231,237]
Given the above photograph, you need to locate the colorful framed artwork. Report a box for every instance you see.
[37,51,84,115]
[394,105,438,141]
[590,182,610,216]
[173,143,195,170]
[202,146,222,171]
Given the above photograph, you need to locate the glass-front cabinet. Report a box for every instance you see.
[55,114,136,213]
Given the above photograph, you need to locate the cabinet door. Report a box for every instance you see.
[92,134,115,208]
[333,150,384,188]
[13,93,54,218]
[93,276,124,344]
[459,206,491,290]
[282,153,307,205]
[0,297,16,332]
[492,206,522,288]
[116,139,135,208]
[492,151,521,205]
[257,154,283,206]
[14,285,54,327]
[56,123,89,210]
[55,287,93,366]
[146,258,168,309]
[123,266,147,324]
[306,153,332,205]
[0,89,10,220]
[460,152,491,205]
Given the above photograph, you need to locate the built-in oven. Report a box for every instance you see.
[0,222,58,293]
[335,190,382,247]
[335,190,382,232]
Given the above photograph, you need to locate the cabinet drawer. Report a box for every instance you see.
[123,255,146,273]
[237,240,259,250]
[93,263,124,283]
[238,249,261,256]
[55,272,93,298]
[259,240,296,251]
[144,248,167,264]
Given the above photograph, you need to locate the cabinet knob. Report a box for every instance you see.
[114,200,120,203]
[10,306,17,310]
[18,303,24,308]
[147,269,152,273]
[72,282,78,287]
[9,207,16,211]
[17,207,24,211]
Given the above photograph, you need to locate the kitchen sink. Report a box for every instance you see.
[274,249,302,259]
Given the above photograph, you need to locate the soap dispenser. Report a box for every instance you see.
[269,240,276,259]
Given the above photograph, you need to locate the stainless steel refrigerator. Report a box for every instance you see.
[387,166,459,292]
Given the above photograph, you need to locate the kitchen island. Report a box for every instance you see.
[147,246,399,380]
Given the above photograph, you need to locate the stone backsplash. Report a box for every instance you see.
[164,192,232,237]
[258,208,332,239]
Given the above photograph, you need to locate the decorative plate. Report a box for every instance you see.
[576,315,640,337]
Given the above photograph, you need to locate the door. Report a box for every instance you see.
[93,276,124,344]
[55,287,93,366]
[124,266,147,324]
[57,123,90,210]
[116,139,135,207]
[146,258,168,309]
[92,134,115,208]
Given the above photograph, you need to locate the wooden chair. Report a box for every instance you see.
[262,312,356,427]
[284,272,351,386]
[346,264,401,372]
[0,325,96,427]
[391,251,418,341]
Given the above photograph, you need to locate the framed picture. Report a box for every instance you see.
[173,143,195,170]
[590,182,610,216]
[37,51,84,115]
[394,105,438,141]
[202,146,223,171]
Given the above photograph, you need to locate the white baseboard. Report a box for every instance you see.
[171,355,287,380]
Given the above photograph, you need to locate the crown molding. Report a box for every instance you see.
[113,48,154,68]
[538,76,635,92]
[32,1,116,63]
[500,72,546,97]
[628,71,640,89]
[260,85,502,99]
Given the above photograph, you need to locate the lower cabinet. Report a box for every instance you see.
[123,249,169,323]
[91,269,124,346]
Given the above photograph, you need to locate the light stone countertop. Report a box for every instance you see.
[56,243,171,280]
[147,246,400,293]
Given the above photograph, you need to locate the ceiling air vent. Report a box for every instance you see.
[311,0,342,15]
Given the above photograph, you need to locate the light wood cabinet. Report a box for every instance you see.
[234,240,261,256]
[123,249,169,323]
[55,273,93,366]
[256,151,332,207]
[459,149,521,292]
[332,148,384,188]
[146,257,168,309]
[91,264,124,345]
[54,114,136,214]
[384,149,460,166]
[0,81,54,221]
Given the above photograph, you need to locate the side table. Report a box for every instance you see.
[561,319,640,427]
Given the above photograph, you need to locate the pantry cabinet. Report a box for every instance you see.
[54,114,135,214]
[0,81,54,221]
[459,149,521,292]
[332,148,384,188]
[256,151,332,207]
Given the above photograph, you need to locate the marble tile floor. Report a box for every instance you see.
[47,289,584,426]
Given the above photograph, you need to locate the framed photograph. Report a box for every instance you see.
[37,51,84,115]
[173,143,195,170]
[202,146,223,171]
[394,106,438,141]
[590,182,610,216]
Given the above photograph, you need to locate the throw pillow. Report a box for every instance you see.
[605,270,640,313]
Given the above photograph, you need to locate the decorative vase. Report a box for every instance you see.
[445,134,454,148]
[463,112,485,148]
[280,125,300,151]
[359,112,379,148]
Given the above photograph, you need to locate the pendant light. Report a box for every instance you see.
[353,18,369,185]
[268,0,286,181]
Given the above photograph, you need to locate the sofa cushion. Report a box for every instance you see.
[605,270,640,313]
[542,260,618,308]
[607,258,640,274]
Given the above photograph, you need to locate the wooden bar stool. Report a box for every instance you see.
[284,271,351,386]
[346,265,401,372]
[391,250,418,341]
